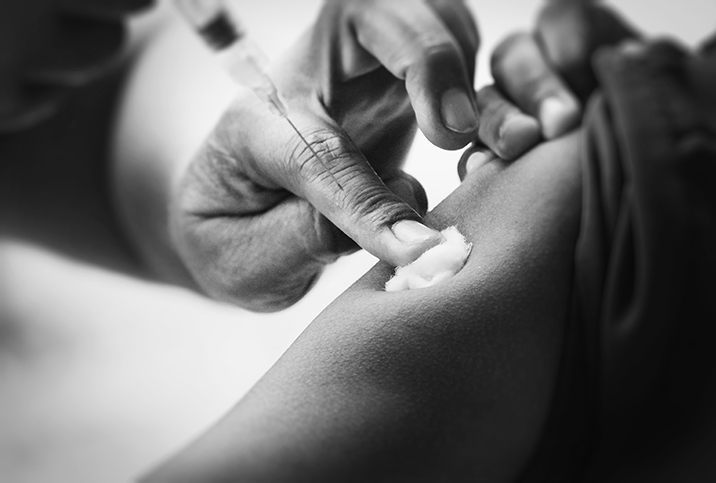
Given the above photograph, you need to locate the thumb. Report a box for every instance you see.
[262,112,444,268]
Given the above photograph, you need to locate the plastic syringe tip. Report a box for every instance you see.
[259,85,288,118]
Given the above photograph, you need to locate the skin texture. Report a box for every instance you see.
[114,0,485,311]
[112,0,599,312]
[143,131,583,482]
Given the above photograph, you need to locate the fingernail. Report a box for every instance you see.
[392,220,444,246]
[539,97,579,139]
[465,151,490,175]
[441,88,479,134]
[467,152,488,174]
[498,115,541,159]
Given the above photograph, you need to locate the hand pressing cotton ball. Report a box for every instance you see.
[385,226,472,291]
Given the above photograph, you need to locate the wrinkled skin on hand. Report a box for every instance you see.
[170,0,480,311]
[170,0,636,312]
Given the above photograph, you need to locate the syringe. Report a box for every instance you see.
[174,0,343,190]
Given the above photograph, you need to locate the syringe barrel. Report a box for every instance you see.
[174,0,288,117]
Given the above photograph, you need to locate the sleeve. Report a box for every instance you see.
[575,39,716,476]
[0,0,153,133]
[0,0,155,265]
[519,38,716,481]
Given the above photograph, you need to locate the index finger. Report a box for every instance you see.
[492,32,581,139]
[351,0,480,150]
[282,119,446,268]
[229,100,446,268]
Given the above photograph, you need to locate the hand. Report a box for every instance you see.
[170,0,482,311]
[468,0,639,163]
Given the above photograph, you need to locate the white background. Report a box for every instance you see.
[1,1,714,482]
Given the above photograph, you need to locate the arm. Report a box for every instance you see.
[143,131,583,482]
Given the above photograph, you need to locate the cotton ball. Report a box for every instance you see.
[385,226,472,292]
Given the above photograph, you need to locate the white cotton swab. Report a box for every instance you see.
[385,226,472,291]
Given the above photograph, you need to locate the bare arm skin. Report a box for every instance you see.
[143,131,583,483]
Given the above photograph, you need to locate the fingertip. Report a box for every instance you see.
[441,88,479,135]
[458,145,498,182]
[539,96,581,139]
[465,149,496,175]
[497,114,541,160]
[389,220,445,266]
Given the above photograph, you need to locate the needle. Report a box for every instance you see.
[285,116,344,191]
[173,0,345,192]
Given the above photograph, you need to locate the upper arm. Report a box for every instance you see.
[143,132,583,483]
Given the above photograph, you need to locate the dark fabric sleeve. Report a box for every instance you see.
[0,0,154,270]
[576,41,716,476]
[520,39,716,481]
[0,0,153,133]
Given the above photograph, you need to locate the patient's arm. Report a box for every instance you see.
[143,132,583,483]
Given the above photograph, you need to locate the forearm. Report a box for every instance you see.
[143,132,583,482]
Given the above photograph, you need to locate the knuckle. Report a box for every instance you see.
[229,273,319,313]
[178,224,321,313]
[416,30,458,55]
[491,32,531,74]
[491,33,562,104]
[537,24,591,73]
[416,35,461,65]
[537,4,627,70]
[476,84,505,115]
[401,35,461,79]
[286,129,357,188]
[219,277,316,313]
[346,182,414,228]
[520,70,561,102]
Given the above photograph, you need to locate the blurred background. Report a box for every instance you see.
[1,0,714,481]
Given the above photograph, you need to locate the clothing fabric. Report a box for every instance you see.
[0,0,152,269]
[581,39,716,480]
[522,39,716,480]
[0,0,152,133]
